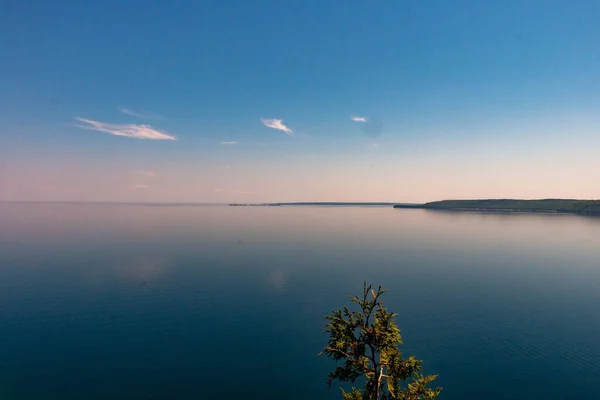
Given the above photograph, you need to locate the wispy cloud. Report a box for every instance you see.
[134,170,156,178]
[118,106,163,119]
[39,185,79,194]
[74,117,176,140]
[261,118,293,135]
[351,116,368,122]
[220,141,238,145]
[213,188,255,195]
[132,184,150,189]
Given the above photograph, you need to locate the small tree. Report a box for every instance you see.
[319,282,441,400]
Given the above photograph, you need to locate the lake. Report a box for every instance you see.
[1,203,600,399]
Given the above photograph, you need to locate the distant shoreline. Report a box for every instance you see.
[229,202,404,207]
[394,199,600,216]
[228,199,600,216]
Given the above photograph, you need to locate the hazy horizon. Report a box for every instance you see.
[2,198,600,205]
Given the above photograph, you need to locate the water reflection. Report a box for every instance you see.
[1,204,600,399]
[114,256,170,284]
[269,269,286,290]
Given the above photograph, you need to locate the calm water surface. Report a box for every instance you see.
[1,204,600,399]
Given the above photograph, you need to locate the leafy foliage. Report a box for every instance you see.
[320,283,441,400]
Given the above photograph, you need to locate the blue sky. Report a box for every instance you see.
[2,0,600,202]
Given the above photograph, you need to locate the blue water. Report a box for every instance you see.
[1,203,600,399]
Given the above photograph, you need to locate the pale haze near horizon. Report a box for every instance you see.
[1,1,599,203]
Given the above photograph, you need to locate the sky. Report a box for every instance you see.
[1,0,600,203]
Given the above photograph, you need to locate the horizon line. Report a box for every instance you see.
[0,200,418,206]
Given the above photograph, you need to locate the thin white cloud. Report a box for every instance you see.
[41,185,58,191]
[220,141,238,145]
[213,188,254,195]
[351,116,368,122]
[261,118,293,135]
[132,184,150,189]
[118,106,163,119]
[74,117,176,140]
[134,170,156,178]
